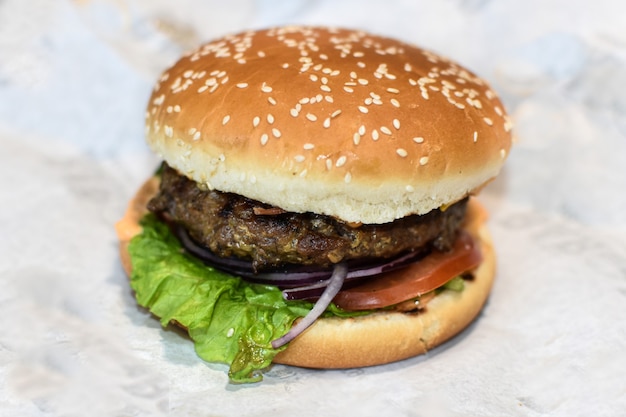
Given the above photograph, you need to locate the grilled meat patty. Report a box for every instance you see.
[148,164,468,271]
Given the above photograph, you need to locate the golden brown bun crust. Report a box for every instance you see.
[145,26,513,223]
[116,177,495,369]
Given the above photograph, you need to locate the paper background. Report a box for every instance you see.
[1,1,625,416]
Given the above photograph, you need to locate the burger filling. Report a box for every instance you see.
[148,163,468,272]
[125,167,483,383]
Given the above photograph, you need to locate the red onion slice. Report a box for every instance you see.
[271,263,348,349]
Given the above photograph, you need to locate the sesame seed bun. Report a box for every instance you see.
[145,26,512,224]
[116,177,495,370]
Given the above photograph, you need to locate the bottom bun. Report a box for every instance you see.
[116,177,495,370]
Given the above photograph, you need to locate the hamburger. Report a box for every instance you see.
[116,26,513,383]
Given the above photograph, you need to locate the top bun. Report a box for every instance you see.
[145,26,512,223]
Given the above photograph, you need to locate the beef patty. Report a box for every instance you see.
[148,164,468,271]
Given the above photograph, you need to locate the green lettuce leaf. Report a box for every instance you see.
[128,214,349,383]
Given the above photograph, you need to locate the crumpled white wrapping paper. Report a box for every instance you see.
[1,0,625,416]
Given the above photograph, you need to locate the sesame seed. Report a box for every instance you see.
[331,110,342,118]
[310,74,318,82]
[174,105,181,112]
[300,97,310,104]
[295,155,305,162]
[336,156,347,167]
[387,88,399,94]
[320,85,331,92]
[358,78,369,85]
[306,113,317,122]
[325,95,334,103]
[166,106,173,113]
[236,83,248,88]
[350,71,357,79]
[193,131,201,141]
[504,119,513,132]
[344,86,354,93]
[323,117,331,128]
[495,106,503,116]
[330,70,341,76]
[266,114,275,124]
[405,185,415,192]
[390,99,400,108]
[344,172,352,183]
[442,80,456,90]
[261,83,272,93]
[260,134,269,145]
[473,131,478,142]
[396,148,408,157]
[164,125,173,137]
[413,137,424,143]
[272,128,281,138]
[253,116,260,127]
[357,62,366,68]
[358,106,368,114]
[500,149,507,158]
[152,94,165,105]
[326,159,333,170]
[290,108,299,117]
[393,119,400,129]
[483,117,494,126]
[372,129,379,140]
[358,125,366,135]
[381,126,392,135]
[304,143,315,150]
[197,86,209,93]
[404,63,412,72]
[364,97,373,105]
[353,132,361,145]
[222,115,230,125]
[419,156,429,165]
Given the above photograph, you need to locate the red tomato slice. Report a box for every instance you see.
[333,231,482,311]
